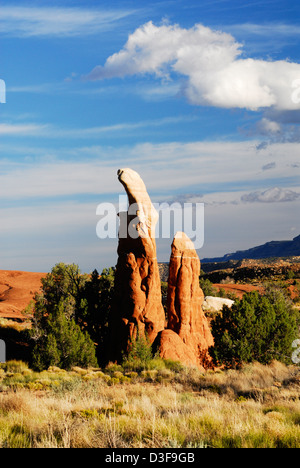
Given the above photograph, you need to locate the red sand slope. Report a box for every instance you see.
[0,270,46,320]
[213,283,264,300]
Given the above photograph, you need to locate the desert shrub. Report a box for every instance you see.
[79,267,115,365]
[29,263,117,370]
[122,333,154,371]
[210,290,300,368]
[30,264,98,370]
[1,360,29,374]
[161,281,168,317]
[34,263,89,317]
[31,301,97,371]
[128,334,153,362]
[286,270,295,280]
[199,278,218,297]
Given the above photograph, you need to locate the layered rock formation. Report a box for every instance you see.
[109,168,165,362]
[202,233,300,262]
[162,232,214,369]
[109,168,214,369]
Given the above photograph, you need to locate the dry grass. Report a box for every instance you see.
[0,318,30,332]
[0,360,300,448]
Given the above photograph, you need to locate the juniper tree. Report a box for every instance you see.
[210,290,300,368]
[30,263,97,370]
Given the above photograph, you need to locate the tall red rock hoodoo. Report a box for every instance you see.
[109,168,165,362]
[159,232,214,369]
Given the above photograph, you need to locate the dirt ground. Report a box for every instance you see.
[213,283,264,299]
[0,270,46,320]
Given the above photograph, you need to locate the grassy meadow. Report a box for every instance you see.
[1,359,300,448]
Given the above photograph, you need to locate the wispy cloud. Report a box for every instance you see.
[0,5,136,38]
[262,162,276,171]
[241,187,300,203]
[54,115,198,138]
[0,123,49,136]
[1,140,299,201]
[168,186,300,207]
[242,112,300,149]
[0,140,299,270]
[0,160,117,199]
[227,22,300,39]
[0,116,197,139]
[8,83,61,94]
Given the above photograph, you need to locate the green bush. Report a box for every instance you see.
[79,267,115,365]
[122,333,156,371]
[29,263,118,370]
[199,278,218,297]
[32,301,98,371]
[30,263,98,371]
[0,360,29,373]
[210,290,300,368]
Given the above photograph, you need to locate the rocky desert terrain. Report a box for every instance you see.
[1,255,299,325]
[201,257,300,282]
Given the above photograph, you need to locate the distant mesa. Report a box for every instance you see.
[202,234,300,263]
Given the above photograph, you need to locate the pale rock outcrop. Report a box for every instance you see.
[202,296,235,313]
[117,168,158,239]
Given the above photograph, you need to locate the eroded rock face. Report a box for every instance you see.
[165,232,214,368]
[110,168,165,362]
[108,169,214,368]
[154,329,205,371]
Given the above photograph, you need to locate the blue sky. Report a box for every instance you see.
[1,0,300,272]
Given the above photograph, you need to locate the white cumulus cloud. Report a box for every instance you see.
[86,21,300,111]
